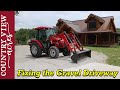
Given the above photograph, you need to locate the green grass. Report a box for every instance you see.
[85,46,120,66]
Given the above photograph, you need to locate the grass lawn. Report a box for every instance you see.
[85,46,120,67]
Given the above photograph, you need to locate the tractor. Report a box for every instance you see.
[29,26,91,63]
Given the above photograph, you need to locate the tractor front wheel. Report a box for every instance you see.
[63,49,71,56]
[30,42,42,57]
[49,46,59,58]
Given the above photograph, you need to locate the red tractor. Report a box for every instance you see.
[29,26,91,63]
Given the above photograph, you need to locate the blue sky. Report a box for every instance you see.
[15,11,120,30]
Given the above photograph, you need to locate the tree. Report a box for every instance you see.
[15,28,36,45]
[15,28,28,44]
[28,29,36,39]
[116,28,120,33]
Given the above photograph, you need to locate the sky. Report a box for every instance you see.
[15,11,120,30]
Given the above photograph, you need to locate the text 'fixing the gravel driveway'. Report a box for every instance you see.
[17,69,119,78]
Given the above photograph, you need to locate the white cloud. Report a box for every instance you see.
[15,11,120,30]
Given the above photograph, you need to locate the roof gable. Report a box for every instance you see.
[57,19,81,33]
[56,14,116,33]
[98,16,115,31]
[85,13,105,23]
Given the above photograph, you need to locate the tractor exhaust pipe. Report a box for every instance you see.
[71,50,91,63]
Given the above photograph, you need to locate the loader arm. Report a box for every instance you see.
[63,31,76,53]
[71,32,83,50]
[63,31,91,63]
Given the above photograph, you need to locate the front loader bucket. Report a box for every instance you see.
[71,50,91,63]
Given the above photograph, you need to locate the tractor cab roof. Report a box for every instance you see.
[34,26,52,30]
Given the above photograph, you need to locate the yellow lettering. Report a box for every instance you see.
[17,69,41,78]
[56,69,81,77]
[113,71,118,78]
[42,69,54,77]
[82,69,89,76]
[56,69,63,77]
[17,69,24,77]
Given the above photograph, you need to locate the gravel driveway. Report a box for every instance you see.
[15,45,108,79]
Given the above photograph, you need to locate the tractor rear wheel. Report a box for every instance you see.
[49,46,59,58]
[30,42,42,57]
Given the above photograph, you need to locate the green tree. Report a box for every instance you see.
[15,28,28,44]
[116,28,120,33]
[28,29,36,39]
[15,28,36,45]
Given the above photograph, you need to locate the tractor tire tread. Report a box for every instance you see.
[30,42,42,58]
[49,46,59,58]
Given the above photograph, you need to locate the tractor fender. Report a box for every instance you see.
[30,40,44,48]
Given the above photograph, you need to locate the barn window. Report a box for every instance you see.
[89,21,96,29]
